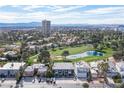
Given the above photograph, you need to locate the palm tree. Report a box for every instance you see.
[45,63,54,78]
[98,62,109,78]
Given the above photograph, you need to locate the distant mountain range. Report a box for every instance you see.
[0,22,89,27]
[0,22,41,28]
[0,22,124,28]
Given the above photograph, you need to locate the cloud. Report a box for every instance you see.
[0,5,124,24]
[53,6,84,12]
[22,5,85,12]
[84,6,124,14]
[22,5,46,11]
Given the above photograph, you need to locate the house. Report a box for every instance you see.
[28,45,36,51]
[116,62,124,81]
[107,61,118,77]
[23,64,47,77]
[3,51,17,56]
[75,61,90,79]
[89,62,99,79]
[90,62,99,71]
[23,66,34,77]
[0,57,7,61]
[5,44,20,51]
[0,62,25,78]
[106,77,115,88]
[0,48,5,53]
[53,63,74,78]
[32,64,47,76]
[37,64,47,77]
[90,69,98,79]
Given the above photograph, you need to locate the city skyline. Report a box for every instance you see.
[0,5,124,24]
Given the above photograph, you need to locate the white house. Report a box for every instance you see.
[0,62,25,78]
[89,62,99,79]
[90,69,98,79]
[90,62,98,70]
[75,61,90,79]
[0,57,7,61]
[116,62,124,81]
[3,51,17,56]
[106,61,118,77]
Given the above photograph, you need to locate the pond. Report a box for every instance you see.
[66,50,104,59]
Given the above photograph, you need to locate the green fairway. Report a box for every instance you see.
[51,47,113,62]
[27,45,114,64]
[50,45,93,56]
[71,48,113,62]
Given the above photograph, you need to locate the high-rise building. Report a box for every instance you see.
[42,20,51,36]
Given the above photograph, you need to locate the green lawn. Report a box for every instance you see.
[50,45,93,56]
[27,54,39,65]
[0,62,7,67]
[15,41,22,46]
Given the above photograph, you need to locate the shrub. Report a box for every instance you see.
[82,83,89,88]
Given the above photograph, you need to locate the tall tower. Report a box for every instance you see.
[42,20,51,36]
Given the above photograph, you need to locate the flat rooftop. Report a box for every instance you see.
[75,61,90,68]
[116,62,124,68]
[90,62,98,68]
[116,62,124,72]
[25,64,47,72]
[53,63,74,70]
[0,62,25,70]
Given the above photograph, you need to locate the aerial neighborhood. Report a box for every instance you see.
[0,19,124,88]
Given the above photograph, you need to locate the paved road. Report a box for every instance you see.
[0,78,16,88]
[0,77,111,88]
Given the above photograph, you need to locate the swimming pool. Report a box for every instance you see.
[66,51,104,59]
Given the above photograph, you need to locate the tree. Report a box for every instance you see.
[98,62,109,78]
[33,68,38,76]
[21,51,29,62]
[15,72,20,81]
[111,40,118,51]
[45,63,54,78]
[82,83,89,88]
[97,44,104,51]
[38,50,51,64]
[51,44,55,51]
[61,50,70,60]
[119,83,124,88]
[92,43,98,49]
[113,50,124,61]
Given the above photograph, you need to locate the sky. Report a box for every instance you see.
[0,5,124,24]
